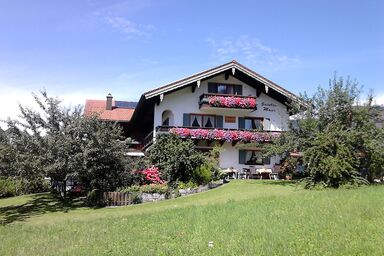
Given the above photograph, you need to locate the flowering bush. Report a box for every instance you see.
[207,95,256,109]
[142,166,164,184]
[170,128,280,142]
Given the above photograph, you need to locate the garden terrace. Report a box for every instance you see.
[199,93,257,111]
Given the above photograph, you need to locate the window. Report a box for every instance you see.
[162,110,174,126]
[162,118,169,126]
[240,150,270,165]
[190,114,216,128]
[208,83,242,95]
[244,117,263,130]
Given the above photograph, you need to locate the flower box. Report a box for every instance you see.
[200,95,256,109]
[169,127,280,142]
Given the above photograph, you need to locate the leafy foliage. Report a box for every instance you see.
[2,90,142,197]
[192,164,212,185]
[263,75,384,188]
[86,189,106,208]
[0,177,50,198]
[148,134,204,183]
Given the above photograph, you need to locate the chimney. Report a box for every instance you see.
[106,93,113,110]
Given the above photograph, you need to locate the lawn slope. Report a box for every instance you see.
[1,180,383,255]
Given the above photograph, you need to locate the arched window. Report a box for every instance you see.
[162,110,174,126]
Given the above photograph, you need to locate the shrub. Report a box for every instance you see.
[140,184,169,194]
[0,177,49,198]
[130,191,142,204]
[192,164,212,185]
[86,189,106,207]
[148,134,204,182]
[142,166,165,184]
[0,177,21,197]
[119,183,170,194]
[177,181,199,189]
[118,184,141,193]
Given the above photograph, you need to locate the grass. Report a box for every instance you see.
[0,180,383,255]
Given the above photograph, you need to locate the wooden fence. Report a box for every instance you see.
[103,192,133,206]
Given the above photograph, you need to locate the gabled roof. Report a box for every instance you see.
[130,60,306,126]
[144,60,301,104]
[84,100,135,122]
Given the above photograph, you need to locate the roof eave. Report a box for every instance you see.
[143,61,304,106]
[144,62,234,99]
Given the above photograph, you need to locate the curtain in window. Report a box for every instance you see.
[203,116,215,128]
[244,151,264,165]
[244,119,253,130]
[255,119,263,130]
[190,115,201,127]
[244,118,264,130]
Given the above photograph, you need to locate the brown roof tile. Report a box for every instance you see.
[84,100,134,122]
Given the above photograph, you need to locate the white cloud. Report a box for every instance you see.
[0,85,105,130]
[374,92,384,106]
[105,16,154,37]
[206,35,300,70]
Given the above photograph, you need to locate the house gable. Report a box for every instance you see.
[128,60,304,144]
[143,60,302,108]
[153,72,290,131]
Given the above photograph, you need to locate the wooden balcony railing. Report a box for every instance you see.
[142,131,154,149]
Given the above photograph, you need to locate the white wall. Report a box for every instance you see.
[154,73,289,131]
[219,142,281,170]
[153,73,288,168]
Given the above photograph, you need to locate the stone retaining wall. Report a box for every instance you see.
[140,181,223,202]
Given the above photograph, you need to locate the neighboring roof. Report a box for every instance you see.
[115,101,138,109]
[84,100,135,122]
[144,60,302,104]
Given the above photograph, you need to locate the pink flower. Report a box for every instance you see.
[170,127,280,143]
[207,96,256,109]
[141,166,165,184]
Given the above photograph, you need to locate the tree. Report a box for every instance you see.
[3,91,134,198]
[77,117,129,192]
[148,134,204,183]
[0,127,12,175]
[263,75,384,188]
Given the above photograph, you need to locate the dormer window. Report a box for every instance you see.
[208,83,242,95]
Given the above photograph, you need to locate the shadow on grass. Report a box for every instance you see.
[0,193,85,225]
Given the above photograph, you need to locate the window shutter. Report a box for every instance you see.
[238,117,245,129]
[183,114,190,127]
[208,83,217,93]
[216,115,223,128]
[239,150,246,164]
[235,85,243,95]
[263,118,271,131]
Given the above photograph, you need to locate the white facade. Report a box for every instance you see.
[152,73,289,170]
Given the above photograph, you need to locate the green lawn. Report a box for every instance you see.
[0,180,383,255]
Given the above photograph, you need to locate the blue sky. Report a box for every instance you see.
[0,0,383,121]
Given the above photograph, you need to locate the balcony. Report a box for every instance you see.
[199,93,257,111]
[154,126,281,146]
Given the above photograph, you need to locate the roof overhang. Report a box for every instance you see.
[143,60,303,106]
